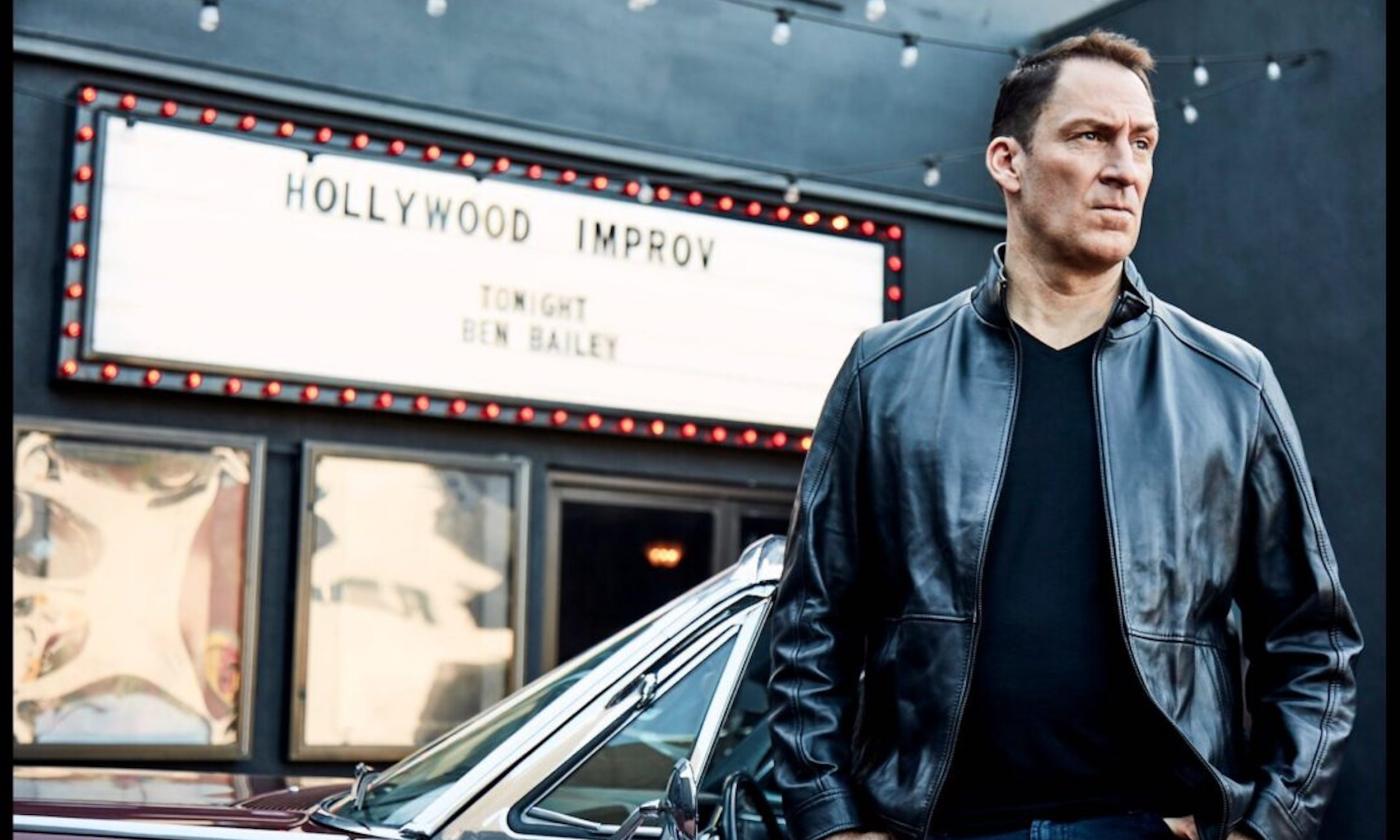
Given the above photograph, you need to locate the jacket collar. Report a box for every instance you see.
[971,242,1153,338]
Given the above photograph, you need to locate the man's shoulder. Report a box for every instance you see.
[1150,296,1268,389]
[854,286,975,369]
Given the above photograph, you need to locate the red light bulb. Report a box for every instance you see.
[200,108,218,125]
[887,224,903,240]
[424,145,442,162]
[144,369,162,386]
[119,93,137,111]
[277,121,295,137]
[559,169,577,184]
[101,363,119,381]
[650,419,665,436]
[414,395,430,412]
[63,321,82,338]
[352,133,370,150]
[771,431,789,448]
[483,402,501,419]
[681,422,698,438]
[76,125,95,142]
[458,151,476,167]
[160,100,179,118]
[655,185,672,201]
[301,384,320,401]
[887,255,903,272]
[493,157,511,173]
[65,284,84,299]
[711,426,729,443]
[742,429,759,445]
[591,175,609,190]
[340,387,357,404]
[887,285,903,302]
[624,181,641,197]
[185,371,203,389]
[527,164,543,179]
[59,359,79,377]
[71,204,89,221]
[225,377,243,395]
[237,115,256,131]
[450,399,468,415]
[745,201,762,216]
[717,196,734,211]
[375,391,393,409]
[264,381,283,397]
[618,417,635,433]
[586,413,603,430]
[75,165,93,182]
[686,191,703,207]
[315,127,333,143]
[775,206,792,222]
[68,243,88,260]
[518,406,536,422]
[79,86,98,104]
[859,220,876,236]
[551,409,569,426]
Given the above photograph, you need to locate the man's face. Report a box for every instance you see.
[1008,57,1158,269]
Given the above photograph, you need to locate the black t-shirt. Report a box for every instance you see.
[927,322,1197,834]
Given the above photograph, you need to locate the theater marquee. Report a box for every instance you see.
[57,87,906,447]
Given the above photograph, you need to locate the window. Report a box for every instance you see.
[699,614,782,810]
[529,634,739,827]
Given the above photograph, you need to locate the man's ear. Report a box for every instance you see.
[985,136,1023,195]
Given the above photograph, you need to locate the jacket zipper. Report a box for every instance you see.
[916,282,1022,839]
[1089,320,1231,840]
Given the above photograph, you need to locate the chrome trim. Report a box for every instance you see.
[12,814,352,839]
[418,593,773,839]
[688,599,769,778]
[321,573,769,837]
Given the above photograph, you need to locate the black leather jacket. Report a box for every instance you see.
[768,244,1362,840]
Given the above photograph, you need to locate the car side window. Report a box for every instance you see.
[698,614,780,808]
[531,634,738,826]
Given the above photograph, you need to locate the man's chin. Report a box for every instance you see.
[1067,232,1137,270]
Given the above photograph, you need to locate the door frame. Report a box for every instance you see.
[541,470,791,671]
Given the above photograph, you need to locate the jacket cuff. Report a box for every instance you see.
[1237,786,1306,840]
[785,788,865,840]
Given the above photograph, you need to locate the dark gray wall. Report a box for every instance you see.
[1042,2,1385,837]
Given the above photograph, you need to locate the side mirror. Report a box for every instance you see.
[609,758,700,840]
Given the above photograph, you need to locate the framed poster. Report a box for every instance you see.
[12,417,265,759]
[55,86,904,448]
[290,442,529,761]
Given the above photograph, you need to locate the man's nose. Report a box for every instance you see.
[1099,139,1144,190]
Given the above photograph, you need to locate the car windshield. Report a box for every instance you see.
[327,610,656,828]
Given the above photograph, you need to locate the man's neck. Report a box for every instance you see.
[1001,239,1124,350]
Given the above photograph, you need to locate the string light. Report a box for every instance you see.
[922,157,942,188]
[426,0,447,16]
[771,10,792,46]
[637,177,655,204]
[1180,98,1199,125]
[864,0,887,23]
[1266,57,1282,80]
[783,176,801,204]
[198,0,220,32]
[1192,57,1210,87]
[900,34,919,69]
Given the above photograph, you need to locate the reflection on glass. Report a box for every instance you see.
[12,429,253,747]
[302,454,515,751]
[534,635,737,826]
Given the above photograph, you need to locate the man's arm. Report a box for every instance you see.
[1233,356,1364,840]
[767,336,871,840]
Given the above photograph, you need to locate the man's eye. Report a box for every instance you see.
[1135,139,1153,151]
[1079,131,1099,141]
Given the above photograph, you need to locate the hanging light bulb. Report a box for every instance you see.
[922,157,942,188]
[198,0,220,32]
[771,10,792,46]
[900,34,919,69]
[1180,98,1199,125]
[637,178,655,204]
[426,0,447,16]
[1266,56,1282,80]
[783,177,801,205]
[1192,58,1209,87]
[865,0,887,23]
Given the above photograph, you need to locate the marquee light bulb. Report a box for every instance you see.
[771,11,792,46]
[199,0,220,32]
[865,0,887,23]
[637,179,655,204]
[1266,58,1281,80]
[1192,58,1209,87]
[1181,99,1199,125]
[900,34,919,69]
[426,0,447,16]
[783,178,800,205]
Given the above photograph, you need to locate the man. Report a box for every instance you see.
[768,30,1361,840]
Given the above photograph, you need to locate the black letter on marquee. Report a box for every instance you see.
[594,223,618,256]
[426,195,452,231]
[672,234,692,267]
[648,229,666,263]
[286,173,306,210]
[624,226,642,258]
[396,189,417,225]
[343,181,361,219]
[313,178,337,213]
[513,209,530,242]
[457,201,479,234]
[367,185,386,222]
[485,205,506,238]
[698,237,715,269]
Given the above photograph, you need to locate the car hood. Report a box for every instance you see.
[13,765,352,831]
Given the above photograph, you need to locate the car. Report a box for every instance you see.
[14,535,794,840]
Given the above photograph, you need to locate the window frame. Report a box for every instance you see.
[289,440,531,762]
[12,415,267,761]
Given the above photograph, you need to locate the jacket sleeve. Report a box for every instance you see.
[1234,357,1364,840]
[767,335,870,840]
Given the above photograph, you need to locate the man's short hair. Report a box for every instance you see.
[989,29,1156,150]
